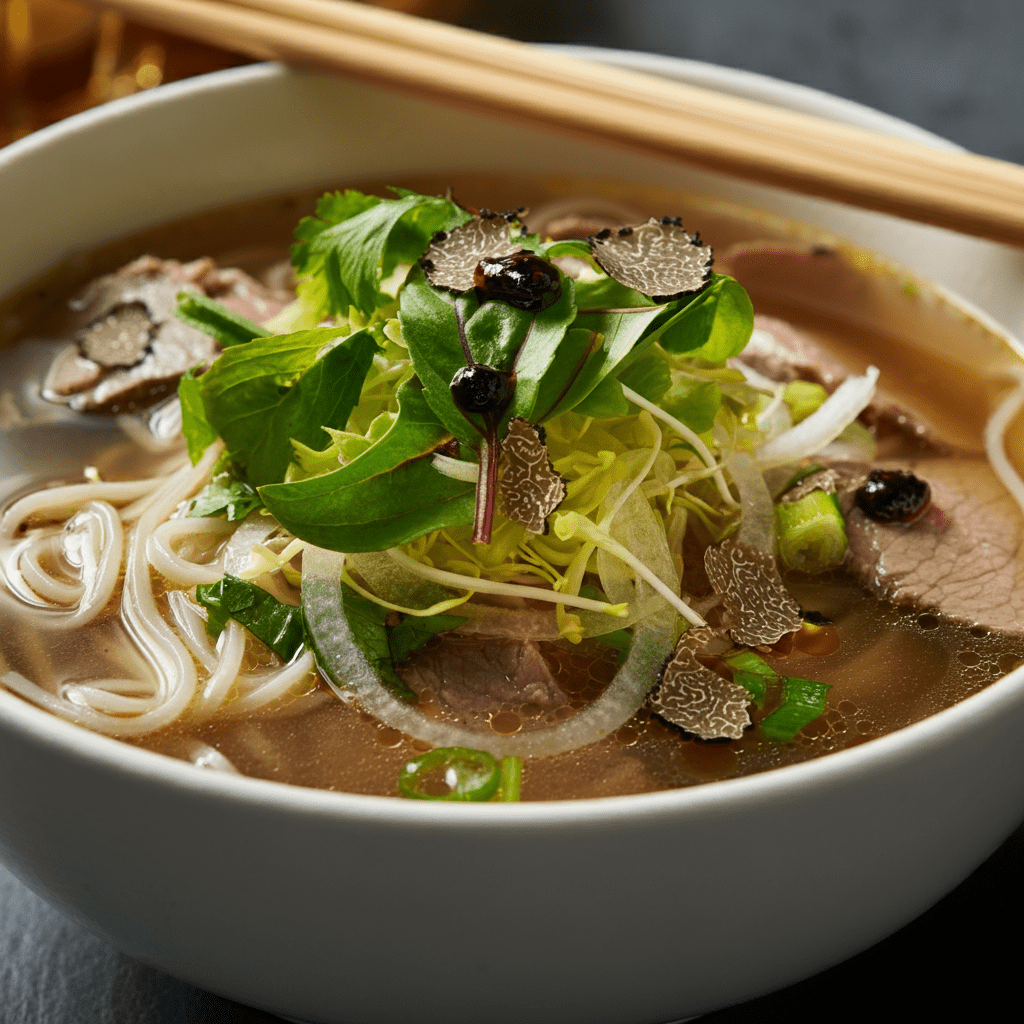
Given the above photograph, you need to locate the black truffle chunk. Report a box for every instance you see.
[498,417,566,534]
[855,469,932,524]
[473,252,561,312]
[648,627,752,740]
[450,365,516,416]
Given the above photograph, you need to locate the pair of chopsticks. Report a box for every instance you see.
[80,0,1024,247]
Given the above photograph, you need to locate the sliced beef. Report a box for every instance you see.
[840,457,1024,635]
[43,256,292,414]
[398,635,568,717]
[740,316,850,390]
[737,314,944,454]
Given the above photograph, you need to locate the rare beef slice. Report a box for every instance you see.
[398,635,568,716]
[842,457,1024,635]
[43,256,292,414]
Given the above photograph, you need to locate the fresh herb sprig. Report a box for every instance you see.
[177,188,754,556]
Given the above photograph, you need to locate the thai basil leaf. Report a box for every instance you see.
[653,275,754,361]
[573,275,653,311]
[320,583,416,700]
[531,237,594,262]
[196,574,306,661]
[199,327,377,487]
[259,381,475,551]
[619,348,672,403]
[389,611,468,666]
[173,292,270,348]
[539,304,664,421]
[178,368,219,464]
[398,269,578,442]
[573,374,630,419]
[188,472,262,521]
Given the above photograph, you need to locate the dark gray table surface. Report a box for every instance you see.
[4,1,1023,1020]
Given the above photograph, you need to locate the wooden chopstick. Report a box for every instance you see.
[79,0,1024,246]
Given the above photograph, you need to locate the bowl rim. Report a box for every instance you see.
[2,56,1023,830]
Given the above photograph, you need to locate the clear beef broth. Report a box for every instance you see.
[2,173,1023,800]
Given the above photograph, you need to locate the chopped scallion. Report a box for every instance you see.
[775,489,847,573]
[497,756,523,802]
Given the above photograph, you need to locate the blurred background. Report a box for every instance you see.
[4,0,1024,160]
[3,1,1023,1022]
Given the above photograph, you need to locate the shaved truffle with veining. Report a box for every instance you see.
[780,468,840,504]
[420,210,524,293]
[588,217,713,301]
[42,256,292,414]
[76,301,155,368]
[704,538,803,646]
[498,418,566,534]
[648,627,751,740]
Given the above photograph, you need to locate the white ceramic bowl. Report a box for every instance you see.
[2,53,1024,1024]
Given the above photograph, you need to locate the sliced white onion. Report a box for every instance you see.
[756,366,879,469]
[302,544,673,758]
[727,452,775,557]
[222,513,281,576]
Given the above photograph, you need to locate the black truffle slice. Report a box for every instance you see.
[780,468,840,504]
[704,538,803,647]
[76,301,156,368]
[498,418,567,534]
[421,210,525,293]
[588,217,713,301]
[648,627,752,740]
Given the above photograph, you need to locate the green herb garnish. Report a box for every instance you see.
[196,574,306,661]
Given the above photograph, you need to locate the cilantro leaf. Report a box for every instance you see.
[298,191,468,318]
[198,327,378,487]
[196,574,306,661]
[188,472,262,521]
[259,381,475,551]
[173,292,270,348]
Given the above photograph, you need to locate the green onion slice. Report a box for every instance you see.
[398,747,500,802]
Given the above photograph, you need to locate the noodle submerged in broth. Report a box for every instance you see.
[2,181,1024,802]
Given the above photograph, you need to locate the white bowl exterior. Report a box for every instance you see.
[2,58,1024,1023]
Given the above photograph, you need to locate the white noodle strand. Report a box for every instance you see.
[148,516,233,586]
[984,367,1024,518]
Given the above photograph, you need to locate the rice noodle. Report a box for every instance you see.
[0,446,221,735]
[2,501,124,628]
[148,515,234,586]
[983,366,1024,517]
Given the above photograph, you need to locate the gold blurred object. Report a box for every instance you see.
[1,0,468,146]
